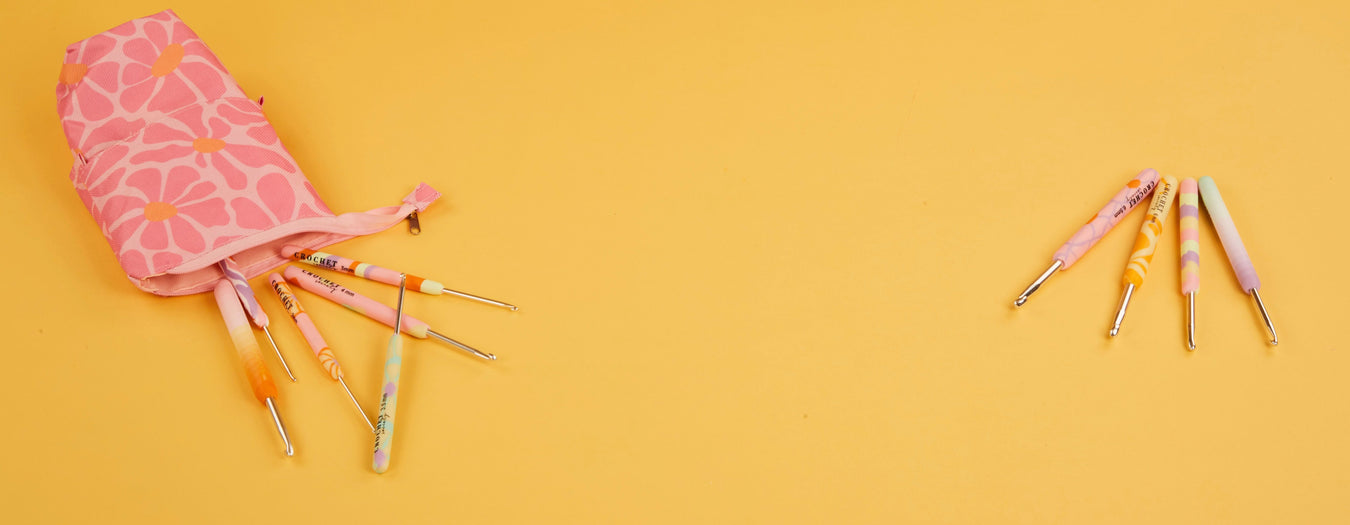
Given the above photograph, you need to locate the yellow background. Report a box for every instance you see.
[3,1,1348,522]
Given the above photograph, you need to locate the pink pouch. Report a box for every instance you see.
[56,10,437,296]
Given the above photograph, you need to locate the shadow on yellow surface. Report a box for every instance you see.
[1,1,1347,523]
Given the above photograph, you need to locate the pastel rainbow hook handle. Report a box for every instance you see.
[268,273,343,380]
[373,276,408,474]
[1122,176,1179,287]
[282,266,433,338]
[1178,178,1200,294]
[1198,176,1277,345]
[1052,169,1161,269]
[283,244,444,295]
[372,332,403,473]
[213,280,278,404]
[220,258,269,328]
[1197,177,1259,292]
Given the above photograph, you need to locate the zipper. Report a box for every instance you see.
[407,211,421,235]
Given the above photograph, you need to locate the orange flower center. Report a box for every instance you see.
[151,43,185,77]
[59,63,87,85]
[144,201,178,221]
[193,138,226,153]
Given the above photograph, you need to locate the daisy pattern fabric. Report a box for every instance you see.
[57,10,439,296]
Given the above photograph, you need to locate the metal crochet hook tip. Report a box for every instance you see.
[1108,283,1135,338]
[261,326,297,382]
[338,377,375,433]
[442,288,519,311]
[427,330,496,360]
[265,397,294,457]
[1015,260,1062,308]
[1251,290,1278,345]
[1186,292,1196,351]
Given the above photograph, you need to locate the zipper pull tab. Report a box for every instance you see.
[407,211,421,235]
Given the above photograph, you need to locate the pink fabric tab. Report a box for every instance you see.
[403,183,441,212]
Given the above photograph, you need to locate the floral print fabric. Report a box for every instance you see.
[55,10,431,295]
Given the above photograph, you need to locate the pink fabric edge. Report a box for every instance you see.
[134,231,352,296]
[129,184,440,296]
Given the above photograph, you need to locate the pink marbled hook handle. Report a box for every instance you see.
[1051,169,1161,269]
[1197,176,1260,292]
[282,266,434,338]
[268,273,344,381]
[1178,178,1200,294]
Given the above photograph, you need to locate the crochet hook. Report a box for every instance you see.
[1015,169,1161,307]
[372,274,407,474]
[220,259,297,381]
[213,280,294,456]
[1109,175,1178,337]
[282,244,518,311]
[1178,178,1200,350]
[282,266,497,361]
[1197,177,1278,345]
[267,273,375,432]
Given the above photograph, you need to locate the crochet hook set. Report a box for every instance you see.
[55,10,516,471]
[222,245,516,464]
[1015,169,1278,349]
